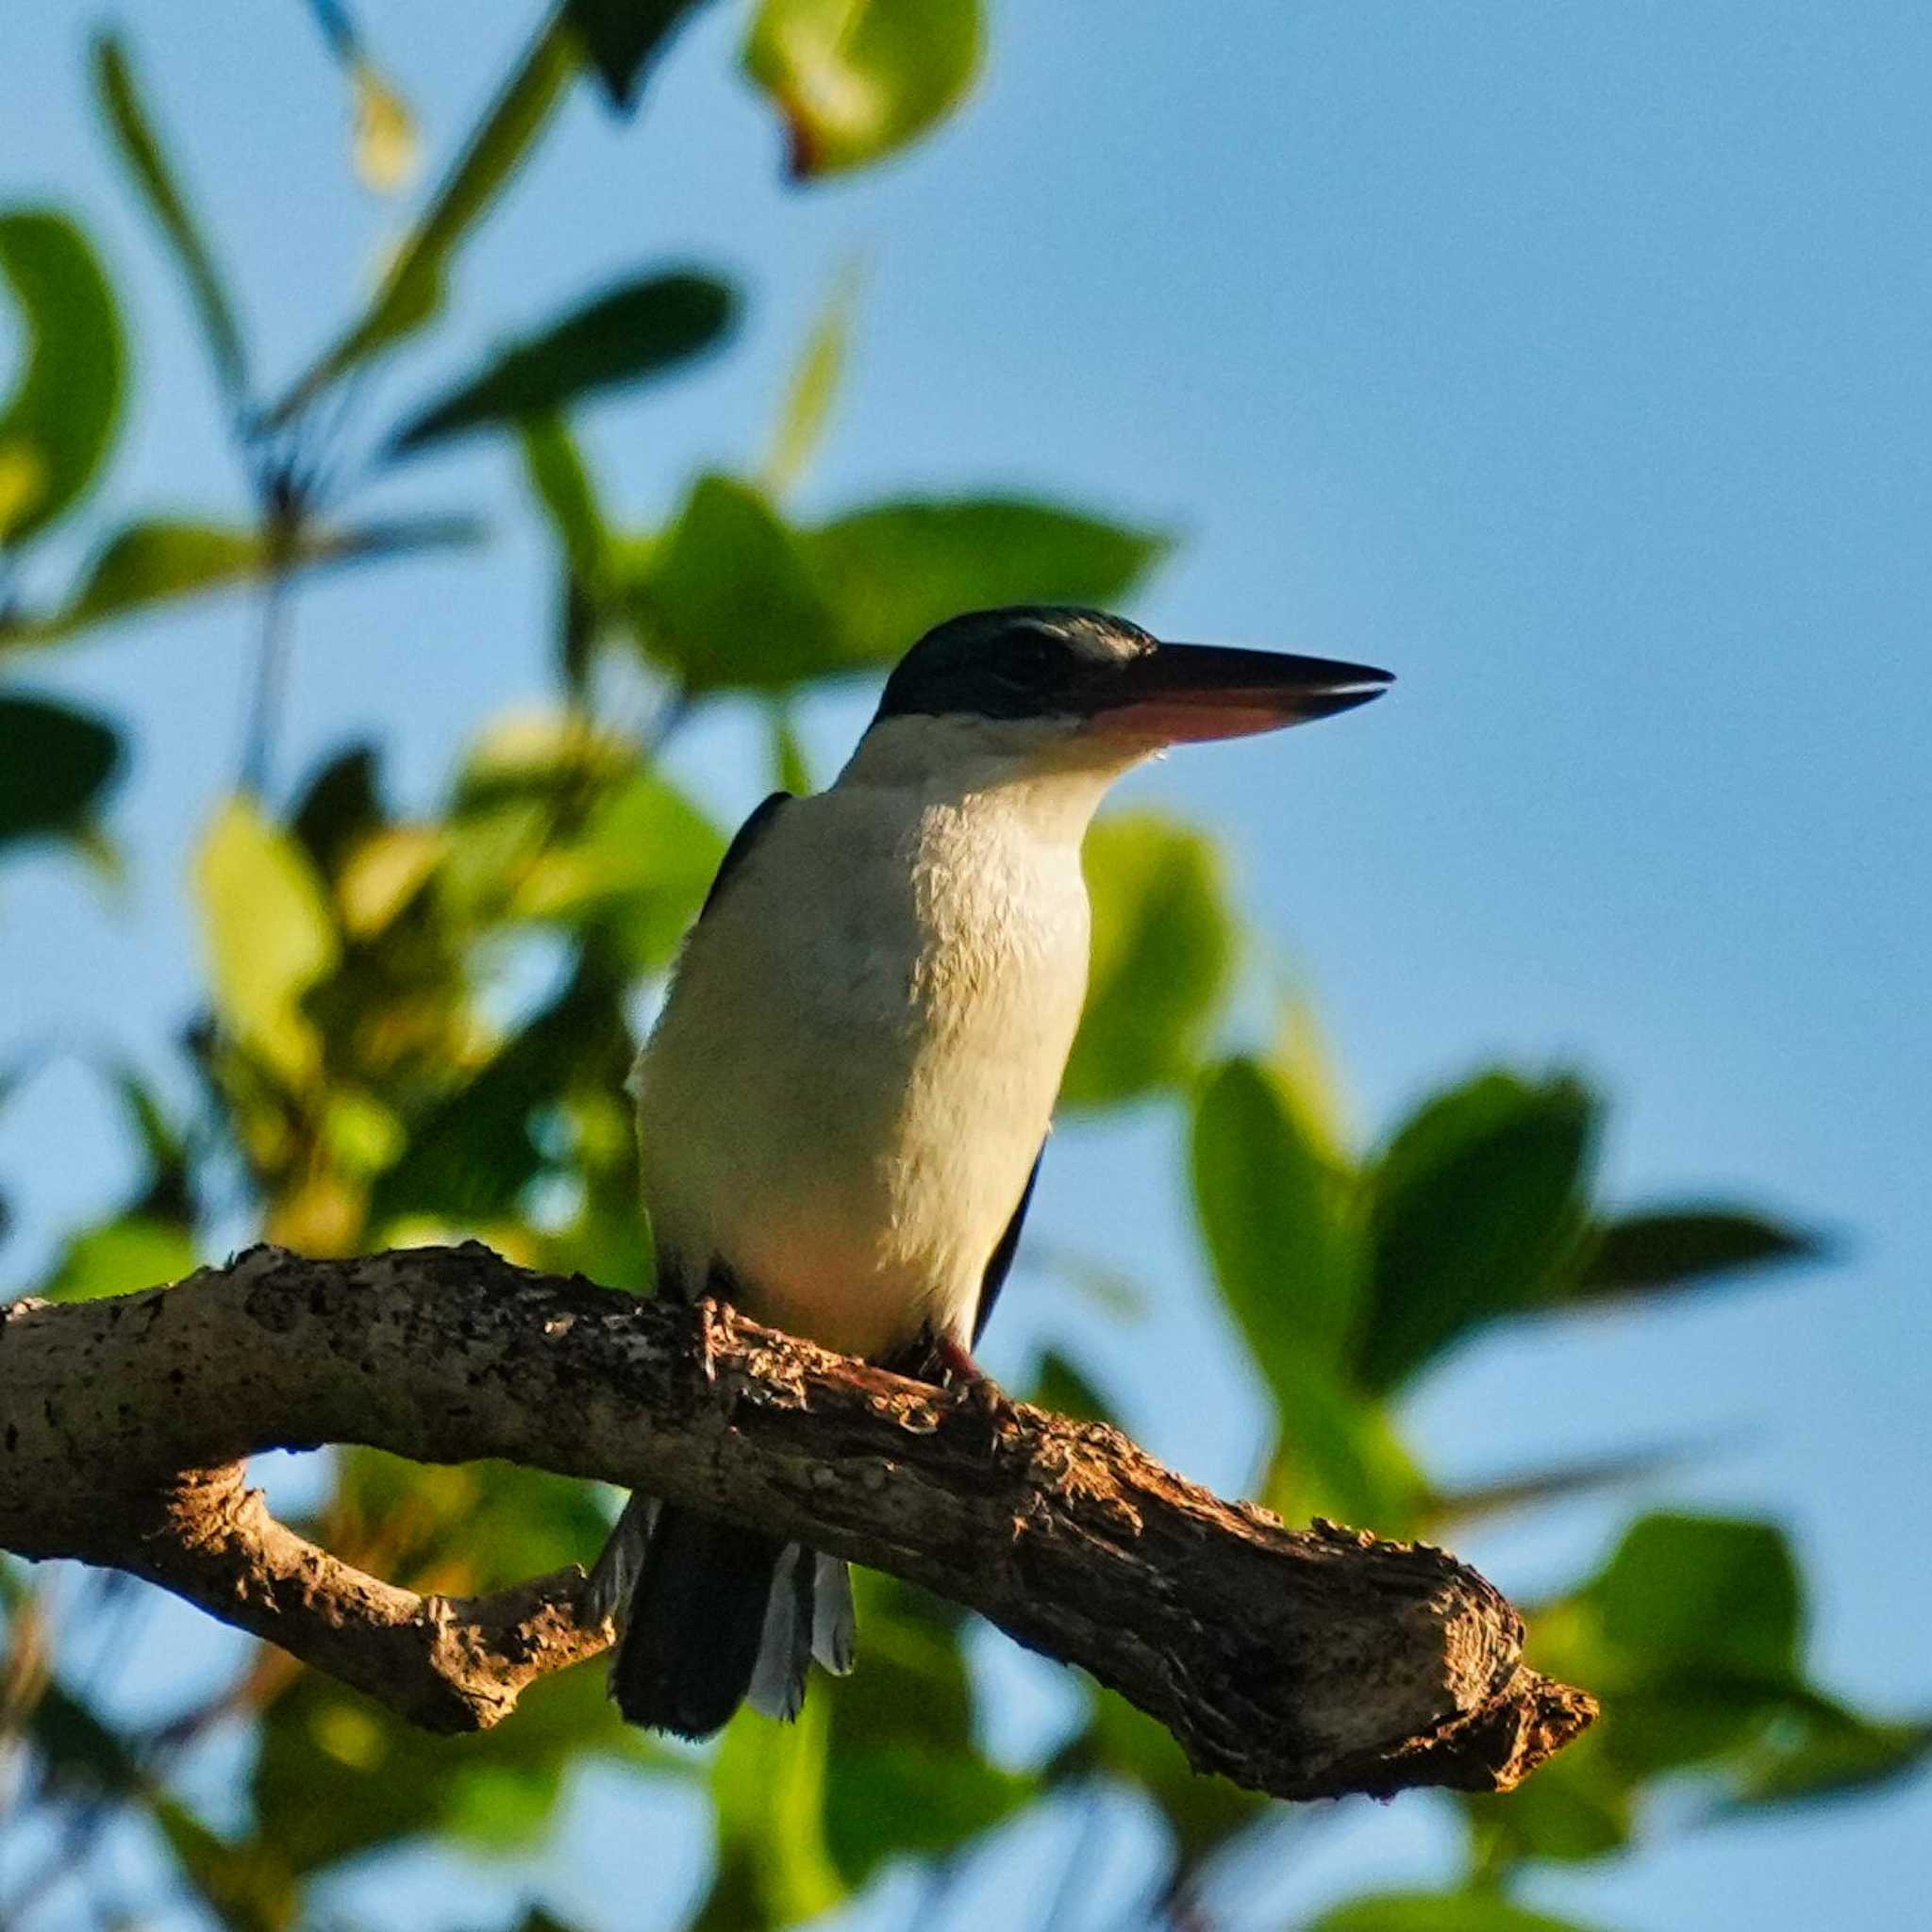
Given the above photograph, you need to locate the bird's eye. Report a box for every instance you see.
[1003,633,1058,684]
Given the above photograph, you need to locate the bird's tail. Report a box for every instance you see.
[591,1495,857,1739]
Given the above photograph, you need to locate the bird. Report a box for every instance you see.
[589,605,1391,1737]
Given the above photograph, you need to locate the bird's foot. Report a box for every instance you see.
[932,1335,1013,1425]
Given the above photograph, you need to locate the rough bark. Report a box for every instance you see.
[0,1242,1594,1800]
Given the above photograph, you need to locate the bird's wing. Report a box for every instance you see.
[699,791,791,919]
[973,1147,1042,1344]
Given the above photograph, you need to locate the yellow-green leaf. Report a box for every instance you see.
[194,797,340,1086]
[1063,812,1234,1109]
[762,263,859,493]
[744,0,983,179]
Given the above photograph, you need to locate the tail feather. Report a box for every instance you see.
[746,1544,813,1723]
[811,1554,857,1676]
[597,1497,860,1736]
[610,1505,781,1738]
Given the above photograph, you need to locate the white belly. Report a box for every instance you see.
[633,781,1091,1359]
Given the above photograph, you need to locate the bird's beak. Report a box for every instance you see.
[1086,642,1394,744]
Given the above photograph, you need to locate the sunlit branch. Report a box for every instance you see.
[0,1243,1595,1800]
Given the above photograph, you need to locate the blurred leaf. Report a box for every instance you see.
[744,0,983,179]
[520,415,612,589]
[1063,812,1234,1109]
[1268,992,1353,1161]
[24,1678,142,1797]
[0,209,124,549]
[350,58,422,193]
[2,513,478,651]
[300,2,422,194]
[291,742,386,883]
[0,694,122,850]
[1027,1346,1117,1426]
[1354,1071,1596,1394]
[805,496,1171,669]
[331,1450,612,1595]
[389,271,737,455]
[1062,1690,1263,1880]
[1578,1207,1823,1302]
[1423,1437,1707,1534]
[762,265,858,493]
[250,1660,636,1879]
[1190,1056,1359,1373]
[629,474,841,691]
[441,710,723,967]
[1587,1511,1804,1684]
[150,1794,297,1932]
[766,705,814,792]
[1307,1893,1607,1932]
[194,797,341,1088]
[272,16,580,422]
[698,1695,845,1931]
[1722,1694,1932,1812]
[94,34,247,404]
[568,0,714,112]
[371,956,628,1225]
[42,1213,195,1302]
[821,1603,1032,1887]
[1462,1725,1636,1869]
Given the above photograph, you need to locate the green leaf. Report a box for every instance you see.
[766,704,815,793]
[568,0,714,112]
[1062,1689,1264,1879]
[1722,1694,1932,1811]
[1026,1347,1117,1426]
[820,1578,1033,1886]
[1587,1511,1804,1684]
[1355,1071,1597,1394]
[93,34,248,406]
[762,264,858,494]
[1307,1892,1607,1932]
[1,514,479,650]
[41,1213,196,1303]
[1423,1438,1705,1533]
[805,496,1172,670]
[372,957,631,1225]
[271,16,580,422]
[441,710,724,967]
[1062,812,1234,1109]
[249,1660,638,1879]
[0,210,124,549]
[150,1795,299,1932]
[744,0,984,179]
[698,1694,845,1931]
[1578,1207,1823,1302]
[1190,1057,1359,1374]
[1461,1728,1635,1868]
[628,474,841,692]
[389,271,737,455]
[291,741,386,883]
[194,797,341,1088]
[519,415,612,589]
[0,694,123,849]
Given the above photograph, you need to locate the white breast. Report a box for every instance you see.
[633,716,1139,1360]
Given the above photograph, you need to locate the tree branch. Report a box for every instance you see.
[0,1243,1594,1800]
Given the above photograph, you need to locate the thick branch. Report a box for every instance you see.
[0,1244,1593,1798]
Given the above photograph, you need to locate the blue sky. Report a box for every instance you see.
[4,3,1929,1927]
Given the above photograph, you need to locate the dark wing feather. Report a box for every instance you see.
[974,1147,1042,1344]
[700,790,791,919]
